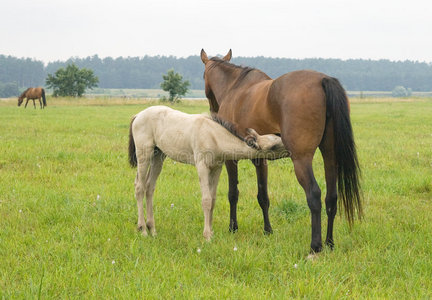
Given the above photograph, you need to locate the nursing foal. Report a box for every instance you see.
[128,106,288,240]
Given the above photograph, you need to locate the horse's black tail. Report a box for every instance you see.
[322,77,362,225]
[128,116,137,167]
[41,88,47,107]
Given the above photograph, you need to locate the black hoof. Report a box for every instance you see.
[137,225,143,232]
[325,240,335,250]
[264,226,273,235]
[229,226,238,233]
[229,220,238,233]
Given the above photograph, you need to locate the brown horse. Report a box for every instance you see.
[200,49,362,253]
[18,87,47,109]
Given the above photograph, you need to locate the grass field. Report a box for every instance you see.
[1,97,431,298]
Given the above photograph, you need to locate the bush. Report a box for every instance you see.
[46,64,98,97]
[160,69,190,102]
[392,86,412,97]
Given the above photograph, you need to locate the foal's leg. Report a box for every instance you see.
[196,162,215,241]
[251,158,272,234]
[225,160,239,232]
[292,156,323,253]
[208,165,223,228]
[144,150,166,236]
[135,148,153,236]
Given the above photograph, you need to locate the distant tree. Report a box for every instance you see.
[45,64,98,97]
[392,86,412,97]
[160,69,190,102]
[0,82,19,98]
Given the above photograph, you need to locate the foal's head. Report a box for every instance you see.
[245,128,289,159]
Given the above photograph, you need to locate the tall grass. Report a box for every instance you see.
[0,97,431,298]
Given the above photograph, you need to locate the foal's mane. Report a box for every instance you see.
[207,57,270,87]
[210,114,245,142]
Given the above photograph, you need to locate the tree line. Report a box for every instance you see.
[1,54,432,96]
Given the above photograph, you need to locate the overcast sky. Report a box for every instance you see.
[1,0,431,63]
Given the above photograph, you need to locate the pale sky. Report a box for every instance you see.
[1,0,432,63]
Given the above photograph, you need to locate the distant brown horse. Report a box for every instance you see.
[18,87,46,109]
[201,49,362,254]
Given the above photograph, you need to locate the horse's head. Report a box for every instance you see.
[245,128,290,159]
[200,49,232,112]
[17,96,24,106]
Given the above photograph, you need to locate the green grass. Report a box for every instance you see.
[1,97,431,298]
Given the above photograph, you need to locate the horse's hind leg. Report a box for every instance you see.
[32,100,36,109]
[292,156,323,253]
[319,123,338,249]
[135,147,153,236]
[39,98,43,109]
[251,158,272,234]
[144,149,166,236]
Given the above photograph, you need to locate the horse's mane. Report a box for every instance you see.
[210,113,244,142]
[208,57,270,86]
[19,88,31,98]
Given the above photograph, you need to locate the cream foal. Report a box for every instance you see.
[128,105,289,240]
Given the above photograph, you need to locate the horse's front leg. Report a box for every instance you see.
[225,160,239,232]
[33,99,36,109]
[24,99,29,108]
[251,158,272,234]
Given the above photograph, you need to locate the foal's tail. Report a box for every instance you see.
[41,88,47,107]
[322,77,362,225]
[128,116,138,167]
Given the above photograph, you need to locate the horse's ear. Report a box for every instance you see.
[223,49,232,61]
[201,49,209,64]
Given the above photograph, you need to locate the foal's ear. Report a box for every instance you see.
[201,49,209,64]
[223,49,232,61]
[245,128,258,138]
[245,128,259,149]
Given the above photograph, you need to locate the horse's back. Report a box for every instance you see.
[25,87,43,99]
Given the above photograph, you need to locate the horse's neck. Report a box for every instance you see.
[215,69,269,102]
